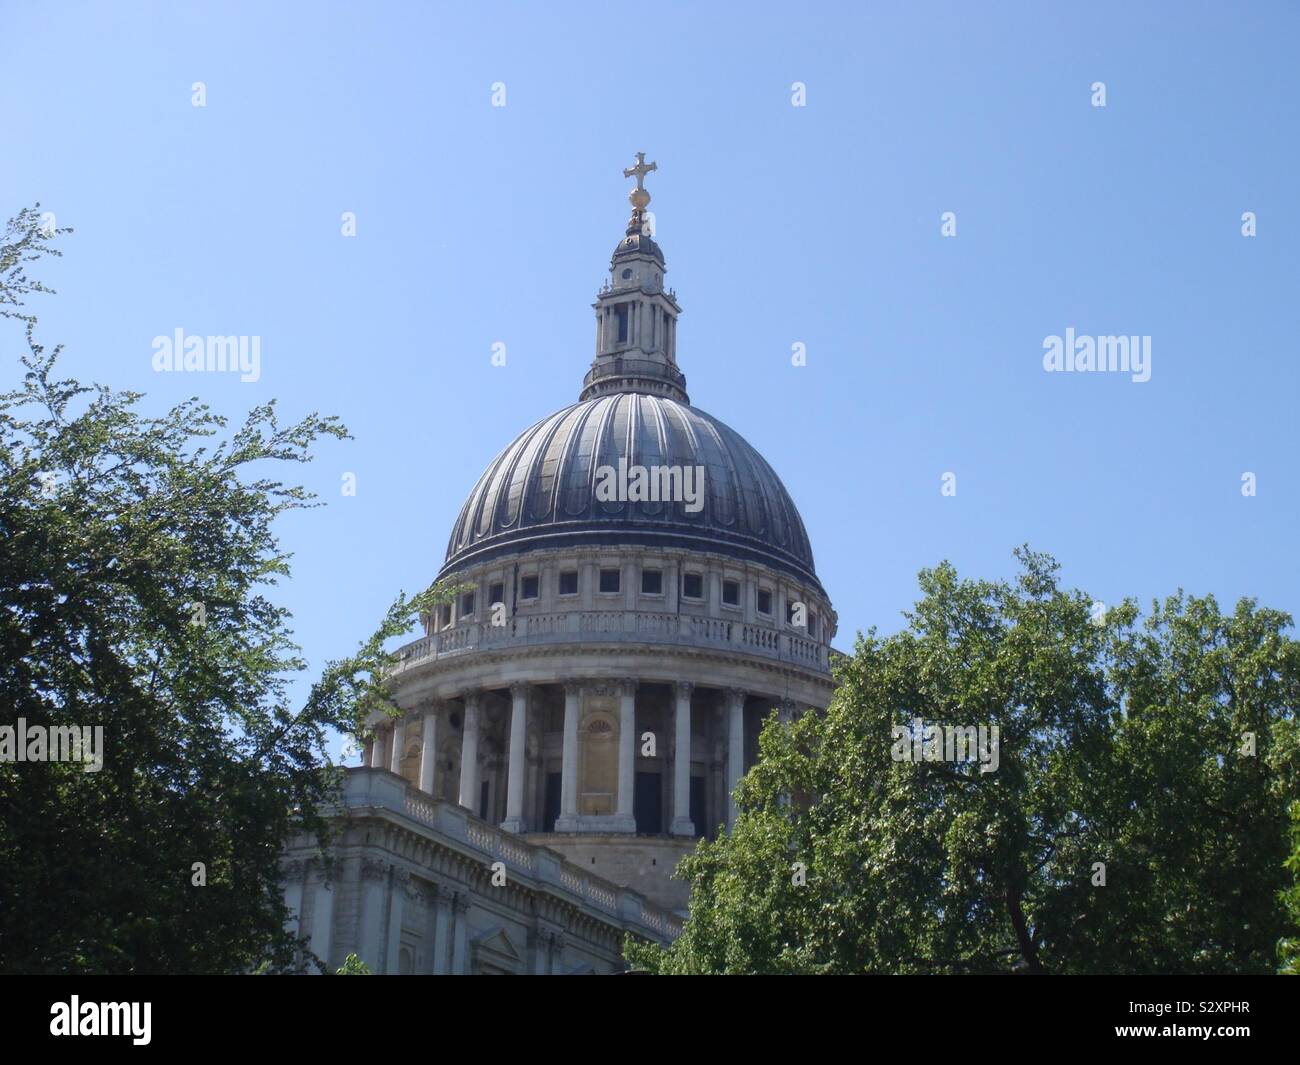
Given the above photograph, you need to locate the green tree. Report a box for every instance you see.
[1279,802,1300,974]
[629,549,1300,974]
[0,206,451,973]
[335,952,372,975]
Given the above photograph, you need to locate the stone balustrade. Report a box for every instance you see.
[393,608,828,675]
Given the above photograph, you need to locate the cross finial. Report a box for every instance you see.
[623,151,657,191]
[622,152,657,231]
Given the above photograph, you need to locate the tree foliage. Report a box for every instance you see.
[629,548,1300,974]
[0,206,451,973]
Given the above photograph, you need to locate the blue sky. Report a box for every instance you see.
[4,1,1297,760]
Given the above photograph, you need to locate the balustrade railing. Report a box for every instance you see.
[392,609,827,673]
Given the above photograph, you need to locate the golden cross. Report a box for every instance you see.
[623,152,657,191]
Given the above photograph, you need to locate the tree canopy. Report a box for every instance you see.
[0,206,447,973]
[629,548,1300,974]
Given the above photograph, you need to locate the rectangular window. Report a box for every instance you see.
[439,604,452,629]
[520,574,539,600]
[599,567,621,593]
[461,591,476,617]
[722,579,740,607]
[757,589,772,615]
[616,303,630,343]
[682,572,703,600]
[559,570,578,596]
[808,612,818,638]
[489,581,504,608]
[641,568,663,595]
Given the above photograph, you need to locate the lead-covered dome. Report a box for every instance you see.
[440,392,819,588]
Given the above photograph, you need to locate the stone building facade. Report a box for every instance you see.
[282,156,837,973]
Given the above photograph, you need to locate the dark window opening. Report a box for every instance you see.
[690,775,706,839]
[722,579,740,606]
[635,772,663,834]
[559,570,578,596]
[757,589,772,615]
[543,772,562,832]
[461,591,475,617]
[520,575,539,600]
[599,568,621,593]
[615,303,630,343]
[489,581,504,608]
[641,568,662,595]
[682,573,703,600]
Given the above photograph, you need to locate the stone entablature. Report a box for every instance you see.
[281,767,680,974]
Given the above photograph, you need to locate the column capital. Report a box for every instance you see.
[360,858,390,883]
[617,677,639,697]
[674,680,694,701]
[462,689,483,712]
[562,679,584,698]
[725,687,746,709]
[509,681,530,700]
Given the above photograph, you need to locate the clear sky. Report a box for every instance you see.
[4,1,1297,762]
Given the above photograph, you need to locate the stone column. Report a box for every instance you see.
[458,692,481,813]
[389,715,406,776]
[358,859,388,971]
[726,688,746,829]
[671,681,695,836]
[502,683,529,833]
[451,895,470,974]
[529,929,550,975]
[614,678,638,832]
[386,871,408,974]
[361,737,374,767]
[281,860,305,937]
[309,879,334,973]
[431,886,451,974]
[556,681,581,831]
[369,726,388,769]
[418,702,439,796]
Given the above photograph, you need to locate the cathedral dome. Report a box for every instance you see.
[439,392,819,588]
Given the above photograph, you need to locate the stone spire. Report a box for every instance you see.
[580,153,688,405]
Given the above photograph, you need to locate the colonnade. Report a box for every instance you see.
[365,681,782,834]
